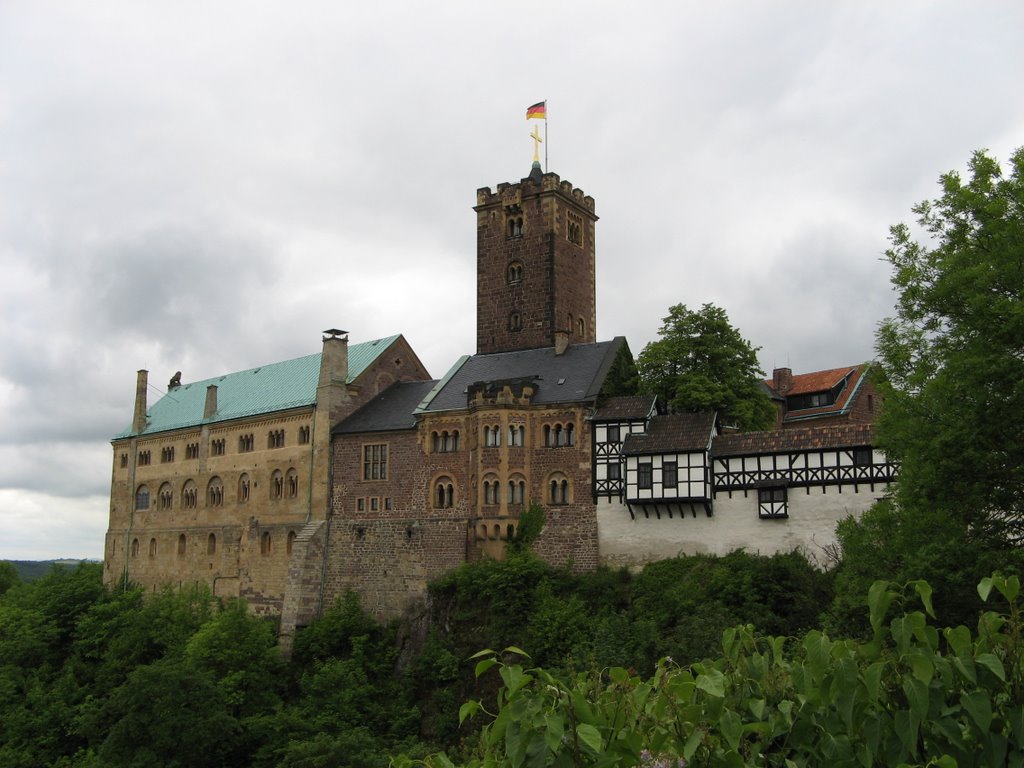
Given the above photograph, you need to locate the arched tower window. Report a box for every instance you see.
[207,477,224,507]
[548,473,571,505]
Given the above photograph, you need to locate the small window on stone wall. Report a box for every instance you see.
[268,429,285,449]
[507,262,523,283]
[509,424,524,447]
[148,538,157,557]
[120,453,128,468]
[158,483,173,510]
[433,477,455,509]
[211,439,226,456]
[161,446,175,463]
[238,473,250,503]
[271,470,283,500]
[287,530,296,555]
[287,468,299,498]
[260,531,271,555]
[185,443,200,460]
[182,480,197,509]
[549,474,570,505]
[131,538,139,557]
[207,533,216,555]
[239,434,254,453]
[207,477,224,507]
[138,450,151,466]
[177,534,186,556]
[298,425,311,444]
[483,476,499,505]
[510,312,522,331]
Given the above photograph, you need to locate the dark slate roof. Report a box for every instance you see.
[622,412,717,455]
[712,423,874,457]
[420,338,627,413]
[334,380,439,434]
[592,395,658,422]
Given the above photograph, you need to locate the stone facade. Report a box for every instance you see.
[475,167,597,355]
[104,334,430,614]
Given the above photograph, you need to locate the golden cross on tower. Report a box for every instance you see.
[529,125,543,164]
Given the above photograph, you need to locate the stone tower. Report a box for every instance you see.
[474,163,598,355]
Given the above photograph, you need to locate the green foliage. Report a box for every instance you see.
[876,147,1024,538]
[636,302,775,431]
[0,560,18,595]
[599,341,641,398]
[507,503,545,555]
[411,575,1024,767]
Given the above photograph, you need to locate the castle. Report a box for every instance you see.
[105,162,894,640]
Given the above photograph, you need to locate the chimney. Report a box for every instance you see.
[132,370,148,433]
[772,367,793,394]
[554,331,570,356]
[204,385,218,419]
[319,329,349,387]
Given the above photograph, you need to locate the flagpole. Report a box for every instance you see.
[544,98,548,172]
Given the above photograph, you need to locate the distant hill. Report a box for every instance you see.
[4,560,99,583]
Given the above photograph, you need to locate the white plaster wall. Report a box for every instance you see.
[597,484,889,568]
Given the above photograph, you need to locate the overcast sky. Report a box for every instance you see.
[1,2,1021,560]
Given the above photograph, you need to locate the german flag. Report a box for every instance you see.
[526,101,546,119]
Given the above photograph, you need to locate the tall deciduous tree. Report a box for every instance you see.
[637,303,775,431]
[876,147,1024,539]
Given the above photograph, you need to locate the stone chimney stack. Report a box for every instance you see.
[772,367,794,394]
[317,329,352,424]
[554,331,570,356]
[319,329,349,389]
[204,385,218,419]
[132,370,148,433]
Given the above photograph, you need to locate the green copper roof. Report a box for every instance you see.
[115,335,401,438]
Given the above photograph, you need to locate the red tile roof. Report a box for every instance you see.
[712,423,874,456]
[593,395,658,421]
[776,366,857,396]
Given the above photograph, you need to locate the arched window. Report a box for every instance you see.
[158,483,173,510]
[131,538,139,557]
[177,534,186,555]
[483,475,499,506]
[565,423,575,446]
[508,476,525,505]
[509,424,524,447]
[507,262,523,283]
[287,530,297,555]
[207,477,224,507]
[549,474,570,505]
[271,470,283,500]
[510,312,522,331]
[433,477,455,509]
[238,473,250,503]
[260,531,271,555]
[148,538,157,557]
[287,468,299,498]
[135,485,150,510]
[578,317,585,337]
[182,480,197,509]
[207,533,216,555]
[484,425,501,447]
[555,424,565,446]
[298,425,311,444]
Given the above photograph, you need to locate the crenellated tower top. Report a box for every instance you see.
[474,167,598,356]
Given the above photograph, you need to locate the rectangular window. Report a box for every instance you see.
[853,447,873,466]
[363,444,388,480]
[637,462,653,490]
[607,424,620,443]
[662,461,678,490]
[357,498,365,511]
[370,497,379,511]
[758,486,788,519]
[607,462,621,481]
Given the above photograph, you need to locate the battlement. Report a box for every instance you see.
[476,171,595,213]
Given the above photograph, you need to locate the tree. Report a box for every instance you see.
[637,303,775,431]
[875,147,1024,539]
